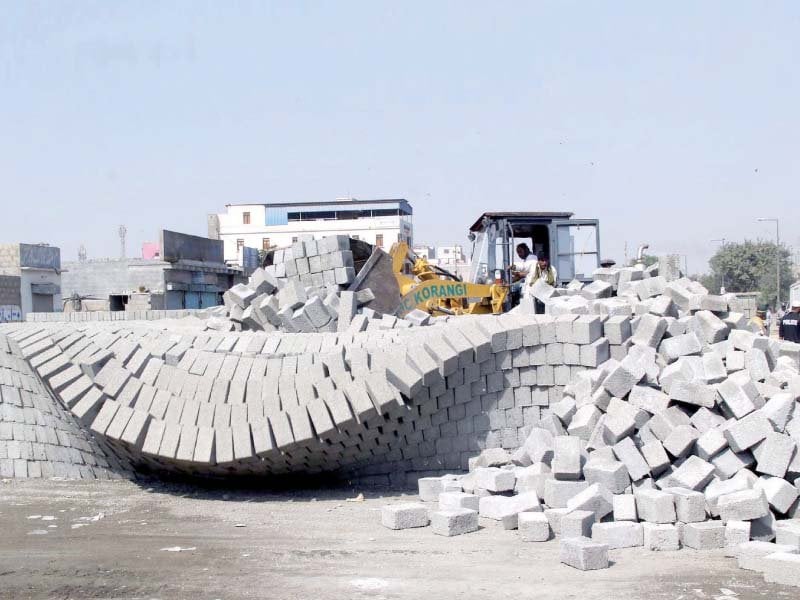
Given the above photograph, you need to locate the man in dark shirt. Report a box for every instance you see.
[779,302,800,343]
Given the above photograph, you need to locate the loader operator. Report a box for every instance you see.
[512,243,537,282]
[779,302,800,343]
[511,243,537,302]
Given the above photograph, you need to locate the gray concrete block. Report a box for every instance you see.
[561,509,595,538]
[382,503,430,530]
[431,508,479,536]
[683,521,725,549]
[642,522,680,551]
[592,521,644,549]
[559,536,609,570]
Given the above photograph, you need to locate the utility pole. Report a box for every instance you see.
[757,218,780,309]
[711,238,726,293]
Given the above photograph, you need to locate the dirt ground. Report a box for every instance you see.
[0,478,795,600]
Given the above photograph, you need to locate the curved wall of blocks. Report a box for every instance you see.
[0,312,612,481]
[0,332,130,479]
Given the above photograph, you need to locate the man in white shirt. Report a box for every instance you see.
[525,255,558,313]
[512,243,537,298]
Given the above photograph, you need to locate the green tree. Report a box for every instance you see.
[705,240,793,308]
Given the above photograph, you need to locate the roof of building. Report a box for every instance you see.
[226,198,410,209]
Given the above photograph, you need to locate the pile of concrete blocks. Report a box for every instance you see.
[266,234,357,290]
[202,234,431,334]
[379,275,800,581]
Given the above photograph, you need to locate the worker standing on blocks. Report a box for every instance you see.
[527,255,557,314]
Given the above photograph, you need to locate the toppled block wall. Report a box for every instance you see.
[0,333,130,479]
[1,311,613,482]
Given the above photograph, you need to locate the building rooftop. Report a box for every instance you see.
[226,198,410,209]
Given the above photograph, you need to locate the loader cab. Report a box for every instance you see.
[468,212,601,290]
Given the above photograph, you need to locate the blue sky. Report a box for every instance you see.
[2,2,799,274]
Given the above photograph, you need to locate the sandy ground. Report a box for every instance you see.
[0,478,795,600]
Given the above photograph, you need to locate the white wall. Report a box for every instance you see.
[217,204,413,264]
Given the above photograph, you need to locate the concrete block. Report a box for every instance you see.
[736,540,798,571]
[552,436,582,480]
[725,520,751,555]
[756,476,799,514]
[381,502,430,530]
[724,412,774,453]
[430,508,479,536]
[718,379,760,419]
[418,477,445,502]
[474,467,516,492]
[567,483,613,521]
[613,494,638,521]
[631,314,668,348]
[592,521,644,549]
[776,520,800,550]
[561,509,595,538]
[559,537,609,570]
[612,437,650,481]
[479,492,541,529]
[717,488,770,522]
[584,460,630,494]
[665,487,706,523]
[683,521,725,549]
[755,433,796,477]
[643,523,680,551]
[635,489,676,523]
[669,455,716,491]
[439,491,480,512]
[760,552,800,587]
[519,511,551,542]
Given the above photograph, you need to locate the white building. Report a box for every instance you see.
[412,243,470,279]
[211,198,413,265]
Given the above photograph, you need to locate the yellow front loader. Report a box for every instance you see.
[390,242,507,317]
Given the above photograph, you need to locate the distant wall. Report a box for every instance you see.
[62,260,167,298]
[161,230,224,264]
[0,244,21,276]
[26,308,205,322]
[0,275,21,307]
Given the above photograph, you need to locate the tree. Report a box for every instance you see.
[704,240,793,308]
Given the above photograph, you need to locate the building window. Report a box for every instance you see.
[262,238,270,250]
[291,237,298,243]
[443,248,450,254]
[375,234,384,248]
[236,239,244,252]
[242,212,251,225]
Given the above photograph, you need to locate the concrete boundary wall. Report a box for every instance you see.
[26,309,206,323]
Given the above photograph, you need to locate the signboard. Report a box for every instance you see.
[0,305,21,322]
[160,230,224,264]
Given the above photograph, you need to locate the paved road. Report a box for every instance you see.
[0,479,793,599]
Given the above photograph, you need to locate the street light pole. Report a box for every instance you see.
[757,218,780,309]
[711,238,726,292]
